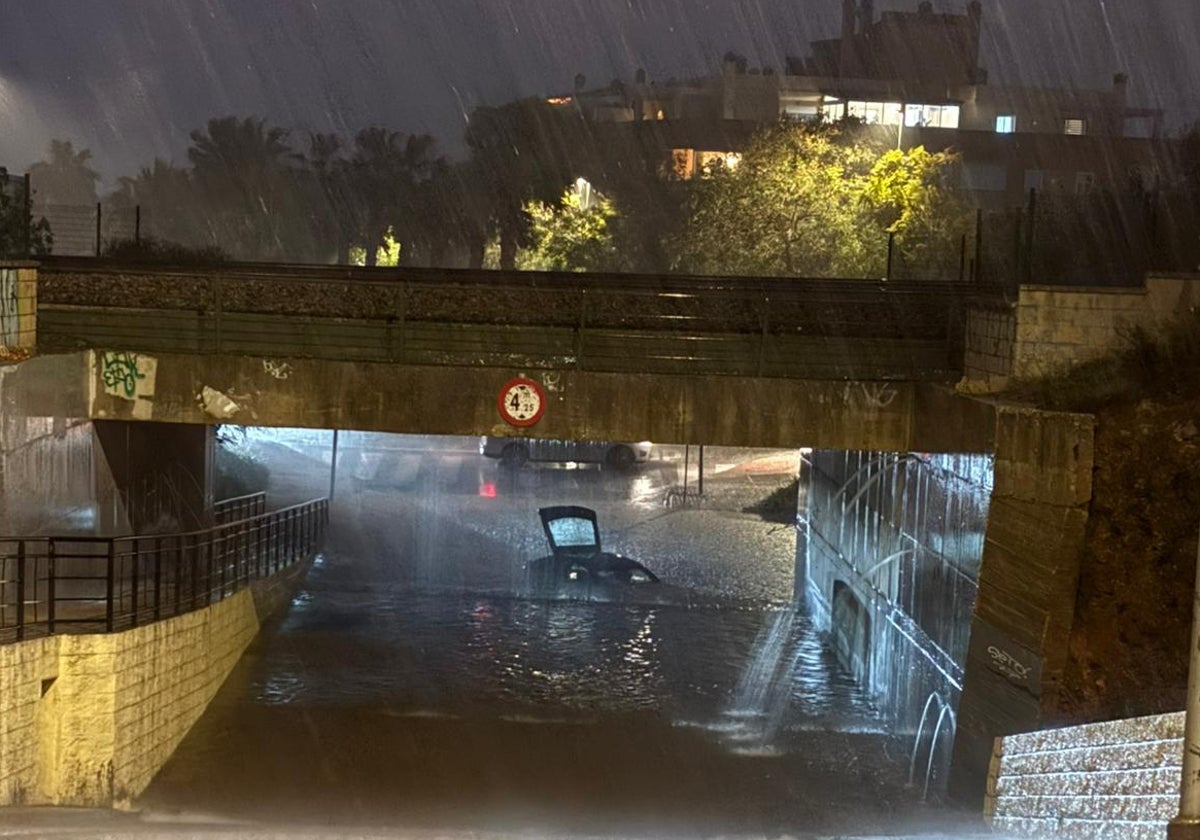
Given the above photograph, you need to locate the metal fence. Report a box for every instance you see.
[0,497,328,643]
[214,491,267,525]
[35,204,144,258]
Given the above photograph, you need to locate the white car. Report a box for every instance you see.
[478,437,652,470]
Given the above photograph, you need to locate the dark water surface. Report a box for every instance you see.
[140,443,934,834]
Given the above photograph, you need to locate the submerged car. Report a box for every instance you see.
[480,437,652,470]
[523,506,690,605]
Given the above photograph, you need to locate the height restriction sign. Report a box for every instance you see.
[497,377,546,427]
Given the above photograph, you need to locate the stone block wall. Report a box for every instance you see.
[960,275,1200,392]
[951,406,1095,802]
[1012,276,1200,381]
[961,305,1016,393]
[0,587,262,807]
[0,265,38,353]
[0,637,59,804]
[988,711,1184,839]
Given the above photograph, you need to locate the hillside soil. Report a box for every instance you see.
[1055,395,1200,722]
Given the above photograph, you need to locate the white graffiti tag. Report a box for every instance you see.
[262,359,293,380]
[987,645,1032,682]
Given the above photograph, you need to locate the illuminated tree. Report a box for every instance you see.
[517,180,621,272]
[674,124,967,279]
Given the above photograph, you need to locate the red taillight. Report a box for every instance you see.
[479,482,497,498]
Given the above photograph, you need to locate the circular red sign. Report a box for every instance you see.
[497,377,546,428]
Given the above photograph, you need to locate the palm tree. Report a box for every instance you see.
[346,127,440,266]
[465,100,588,269]
[28,139,100,209]
[187,116,301,260]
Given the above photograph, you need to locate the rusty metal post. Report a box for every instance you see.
[1169,528,1200,839]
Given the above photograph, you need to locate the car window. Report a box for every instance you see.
[547,516,598,548]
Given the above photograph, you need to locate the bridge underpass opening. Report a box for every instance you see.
[135,426,990,833]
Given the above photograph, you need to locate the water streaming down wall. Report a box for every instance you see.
[801,449,992,793]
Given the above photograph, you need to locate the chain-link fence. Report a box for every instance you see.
[36,203,144,257]
[975,188,1200,290]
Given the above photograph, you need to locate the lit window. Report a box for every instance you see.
[1064,118,1085,136]
[995,115,1016,133]
[881,102,904,126]
[671,148,696,180]
[905,104,959,129]
[696,151,741,176]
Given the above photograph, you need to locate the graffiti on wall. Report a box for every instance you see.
[99,351,145,398]
[93,350,158,420]
[0,269,18,346]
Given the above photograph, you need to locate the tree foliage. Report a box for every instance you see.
[517,181,621,272]
[674,124,968,279]
[0,174,52,258]
[27,139,100,208]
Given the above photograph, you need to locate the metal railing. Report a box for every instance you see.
[214,491,268,525]
[0,497,327,643]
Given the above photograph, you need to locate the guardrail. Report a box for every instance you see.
[214,491,267,525]
[35,259,1009,381]
[0,497,328,643]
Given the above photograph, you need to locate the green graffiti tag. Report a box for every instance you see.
[99,351,145,399]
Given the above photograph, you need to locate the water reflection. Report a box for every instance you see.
[252,561,879,743]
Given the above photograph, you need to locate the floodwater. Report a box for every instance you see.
[136,436,955,835]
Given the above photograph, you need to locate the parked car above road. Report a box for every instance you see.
[479,437,652,470]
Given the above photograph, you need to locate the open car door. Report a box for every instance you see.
[538,505,601,560]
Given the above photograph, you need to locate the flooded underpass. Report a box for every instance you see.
[134,431,985,836]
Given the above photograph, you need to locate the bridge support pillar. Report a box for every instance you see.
[94,421,215,534]
[950,407,1095,804]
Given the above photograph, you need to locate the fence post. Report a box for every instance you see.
[974,207,983,285]
[47,539,56,634]
[1024,187,1037,285]
[129,540,139,629]
[16,541,26,642]
[22,174,31,258]
[106,540,116,632]
[154,537,162,621]
[202,539,212,606]
[885,231,895,281]
[958,234,967,283]
[95,202,103,257]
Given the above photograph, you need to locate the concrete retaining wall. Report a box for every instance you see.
[0,560,305,808]
[988,711,1184,840]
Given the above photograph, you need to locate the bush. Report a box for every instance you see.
[743,477,800,523]
[102,236,228,265]
[1008,312,1200,412]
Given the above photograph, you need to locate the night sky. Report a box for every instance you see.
[2,0,1198,185]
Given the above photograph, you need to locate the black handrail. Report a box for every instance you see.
[214,491,267,525]
[0,498,328,644]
